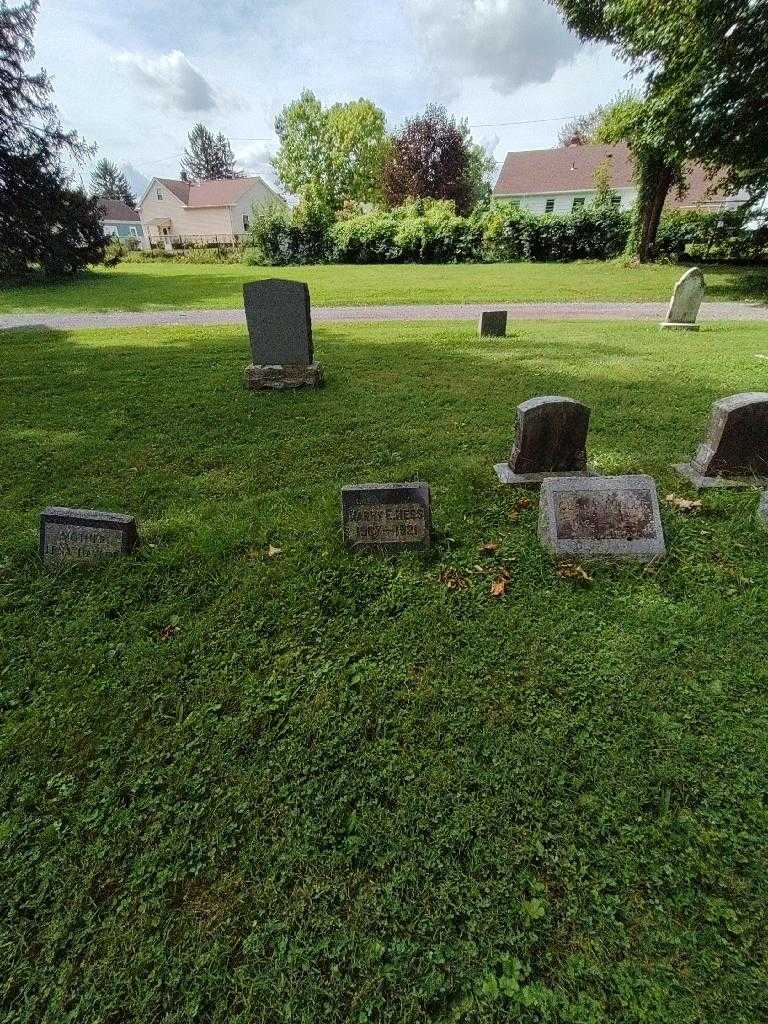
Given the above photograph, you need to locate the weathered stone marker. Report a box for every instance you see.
[342,482,431,550]
[757,492,768,531]
[661,267,705,330]
[674,392,768,489]
[40,507,138,565]
[243,278,324,390]
[479,310,507,337]
[538,474,666,561]
[495,395,591,486]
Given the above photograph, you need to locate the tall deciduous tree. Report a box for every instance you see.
[550,0,768,261]
[0,0,105,276]
[180,123,240,180]
[90,158,135,205]
[383,104,493,215]
[273,91,388,213]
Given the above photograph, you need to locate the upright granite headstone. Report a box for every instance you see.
[495,395,591,486]
[243,278,324,390]
[40,507,138,565]
[538,474,666,561]
[342,482,431,551]
[757,491,768,532]
[675,392,768,489]
[661,267,705,330]
[479,310,507,338]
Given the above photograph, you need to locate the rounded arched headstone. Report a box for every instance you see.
[675,392,768,488]
[661,267,705,331]
[495,395,591,486]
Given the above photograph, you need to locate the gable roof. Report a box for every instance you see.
[98,199,140,222]
[493,141,736,206]
[146,176,267,209]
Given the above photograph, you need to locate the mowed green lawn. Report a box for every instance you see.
[2,259,767,312]
[2,320,768,1023]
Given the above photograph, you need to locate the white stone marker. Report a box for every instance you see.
[661,267,705,331]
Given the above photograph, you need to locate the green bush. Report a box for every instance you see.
[655,208,768,263]
[244,201,332,265]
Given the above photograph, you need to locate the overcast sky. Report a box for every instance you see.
[34,0,633,195]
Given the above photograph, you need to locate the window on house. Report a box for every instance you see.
[104,225,118,237]
[611,195,622,208]
[544,198,555,214]
[129,226,138,237]
[156,189,164,200]
[242,214,250,230]
[508,198,521,209]
[572,197,586,211]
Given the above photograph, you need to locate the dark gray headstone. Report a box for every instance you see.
[675,392,768,489]
[479,310,507,337]
[661,267,705,330]
[40,507,138,565]
[538,474,666,561]
[342,482,431,550]
[244,278,313,365]
[495,395,591,486]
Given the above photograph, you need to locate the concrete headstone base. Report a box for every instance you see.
[673,462,768,491]
[660,322,700,331]
[244,361,324,391]
[494,464,593,488]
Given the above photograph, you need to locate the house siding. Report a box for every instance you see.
[103,220,145,239]
[139,177,286,243]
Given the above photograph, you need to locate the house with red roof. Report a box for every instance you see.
[138,176,285,245]
[493,140,748,215]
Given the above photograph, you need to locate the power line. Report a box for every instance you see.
[468,115,579,128]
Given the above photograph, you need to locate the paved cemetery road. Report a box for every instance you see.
[2,300,768,331]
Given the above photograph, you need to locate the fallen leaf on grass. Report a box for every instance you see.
[159,624,180,641]
[480,542,499,556]
[557,562,593,584]
[439,567,468,591]
[267,545,283,558]
[666,494,703,513]
[489,568,512,597]
[514,498,533,510]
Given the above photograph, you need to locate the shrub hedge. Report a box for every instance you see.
[242,198,767,266]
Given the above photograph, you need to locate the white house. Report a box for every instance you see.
[493,141,749,214]
[139,176,285,245]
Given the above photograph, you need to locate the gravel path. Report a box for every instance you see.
[2,300,768,331]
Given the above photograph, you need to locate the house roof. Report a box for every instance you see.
[493,141,735,207]
[99,199,140,222]
[153,176,264,208]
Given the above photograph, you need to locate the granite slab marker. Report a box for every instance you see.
[674,392,768,489]
[479,310,507,337]
[243,278,324,390]
[495,395,591,486]
[538,474,666,561]
[40,507,138,565]
[757,492,768,531]
[342,482,431,551]
[661,267,705,330]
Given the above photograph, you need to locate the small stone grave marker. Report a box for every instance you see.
[495,395,591,486]
[661,267,705,330]
[243,278,324,390]
[538,474,666,561]
[675,392,768,489]
[479,310,507,337]
[40,507,138,565]
[758,492,768,531]
[342,482,431,550]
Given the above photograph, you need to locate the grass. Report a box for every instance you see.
[1,259,767,313]
[2,319,768,1023]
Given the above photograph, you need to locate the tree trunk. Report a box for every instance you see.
[627,156,676,263]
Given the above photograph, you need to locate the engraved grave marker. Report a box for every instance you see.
[40,507,138,565]
[342,482,431,550]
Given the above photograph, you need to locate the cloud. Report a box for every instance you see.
[115,50,219,112]
[404,0,581,94]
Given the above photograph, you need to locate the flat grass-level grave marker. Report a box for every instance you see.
[495,395,591,487]
[243,278,324,390]
[539,474,666,561]
[661,267,705,331]
[40,507,138,565]
[342,483,431,551]
[479,310,507,337]
[675,392,768,489]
